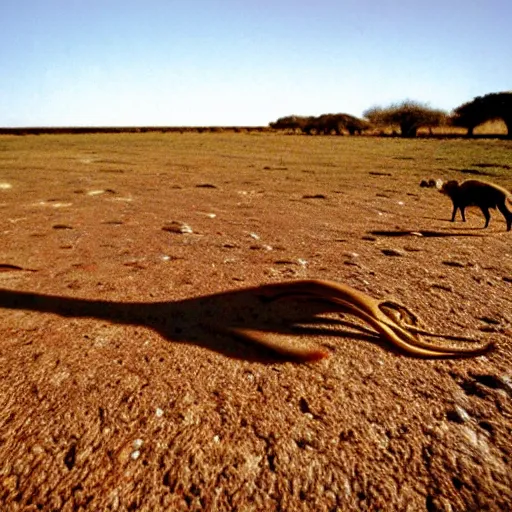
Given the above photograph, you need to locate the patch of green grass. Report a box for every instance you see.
[0,132,510,184]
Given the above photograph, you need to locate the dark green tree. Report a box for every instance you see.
[363,101,447,137]
[451,92,512,137]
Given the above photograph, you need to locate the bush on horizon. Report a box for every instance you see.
[363,101,447,138]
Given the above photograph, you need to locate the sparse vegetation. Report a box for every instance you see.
[451,92,512,138]
[270,113,369,135]
[302,114,370,135]
[269,115,312,133]
[363,101,447,138]
[2,91,510,140]
[268,91,510,139]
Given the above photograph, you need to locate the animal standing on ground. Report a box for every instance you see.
[438,179,512,231]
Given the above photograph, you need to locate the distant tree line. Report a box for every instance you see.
[269,113,370,135]
[269,91,512,138]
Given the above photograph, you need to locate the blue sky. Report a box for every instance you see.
[1,0,510,127]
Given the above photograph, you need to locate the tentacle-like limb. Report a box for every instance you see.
[227,327,330,362]
[250,279,494,358]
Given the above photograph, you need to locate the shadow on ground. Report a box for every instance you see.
[369,229,486,238]
[0,286,386,363]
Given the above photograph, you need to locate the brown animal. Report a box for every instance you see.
[438,179,512,231]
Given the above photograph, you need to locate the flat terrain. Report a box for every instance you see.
[0,132,511,511]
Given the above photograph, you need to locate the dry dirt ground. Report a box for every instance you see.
[0,133,511,511]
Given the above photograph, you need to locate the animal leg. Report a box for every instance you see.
[497,202,512,231]
[480,207,491,228]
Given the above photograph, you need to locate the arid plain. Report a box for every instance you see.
[0,132,511,511]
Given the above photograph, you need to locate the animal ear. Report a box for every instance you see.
[435,179,444,190]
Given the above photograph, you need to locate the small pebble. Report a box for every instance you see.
[162,221,193,234]
[442,260,465,268]
[381,248,405,257]
[302,194,326,199]
[479,316,500,325]
[195,183,217,188]
[429,283,454,292]
[447,404,471,424]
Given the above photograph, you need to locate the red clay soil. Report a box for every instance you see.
[0,134,511,511]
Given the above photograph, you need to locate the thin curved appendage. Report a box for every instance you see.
[226,326,330,362]
[256,279,494,358]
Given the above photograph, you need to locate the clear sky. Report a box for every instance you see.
[1,0,510,127]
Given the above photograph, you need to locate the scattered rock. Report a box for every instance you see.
[478,325,502,333]
[442,260,466,268]
[250,245,273,251]
[87,189,116,196]
[124,260,146,270]
[195,183,217,188]
[37,201,72,208]
[52,224,73,230]
[479,316,500,325]
[446,404,471,424]
[381,248,405,257]
[429,283,454,292]
[302,194,327,199]
[162,221,193,234]
[0,263,37,272]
